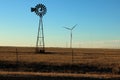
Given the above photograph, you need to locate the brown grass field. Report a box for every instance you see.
[0,46,120,79]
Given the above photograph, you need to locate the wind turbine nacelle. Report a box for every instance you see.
[31,7,36,12]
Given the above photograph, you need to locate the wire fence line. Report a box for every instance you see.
[0,47,120,65]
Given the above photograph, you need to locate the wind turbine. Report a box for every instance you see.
[64,24,77,48]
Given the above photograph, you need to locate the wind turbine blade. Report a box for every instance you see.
[64,27,71,30]
[72,24,77,30]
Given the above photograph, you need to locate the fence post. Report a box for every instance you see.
[16,48,19,66]
[72,49,74,64]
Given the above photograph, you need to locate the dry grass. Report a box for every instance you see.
[0,46,120,65]
[0,71,120,78]
[0,46,120,79]
[0,47,120,74]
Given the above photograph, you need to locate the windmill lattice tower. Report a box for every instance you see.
[31,4,47,53]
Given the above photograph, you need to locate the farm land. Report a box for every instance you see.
[0,46,120,80]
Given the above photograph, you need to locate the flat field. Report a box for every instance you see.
[0,47,120,64]
[0,46,120,79]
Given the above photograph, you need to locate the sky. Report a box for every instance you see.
[0,0,120,48]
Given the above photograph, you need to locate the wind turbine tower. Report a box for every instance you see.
[64,24,77,48]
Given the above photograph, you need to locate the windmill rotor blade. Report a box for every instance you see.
[64,27,71,30]
[72,24,77,30]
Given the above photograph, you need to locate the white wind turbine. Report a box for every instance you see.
[64,24,77,48]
